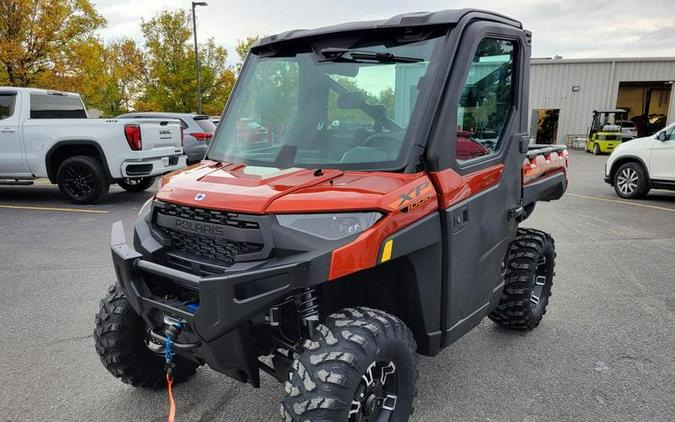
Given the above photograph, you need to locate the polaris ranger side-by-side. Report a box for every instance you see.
[95,9,568,421]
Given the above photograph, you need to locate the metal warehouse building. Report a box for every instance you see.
[528,57,675,144]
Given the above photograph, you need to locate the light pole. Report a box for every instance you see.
[192,2,208,114]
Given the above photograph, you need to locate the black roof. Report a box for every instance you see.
[254,9,522,49]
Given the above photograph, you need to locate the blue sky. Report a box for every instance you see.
[94,0,675,64]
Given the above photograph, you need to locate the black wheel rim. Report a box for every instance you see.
[62,164,95,199]
[349,359,398,422]
[530,255,551,311]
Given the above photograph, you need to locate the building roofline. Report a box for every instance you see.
[531,56,675,65]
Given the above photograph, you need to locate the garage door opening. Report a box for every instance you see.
[531,109,560,144]
[616,81,672,137]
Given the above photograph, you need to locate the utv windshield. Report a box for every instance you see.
[208,29,446,170]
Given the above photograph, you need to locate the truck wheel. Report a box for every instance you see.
[613,162,649,199]
[118,177,155,192]
[592,143,601,155]
[56,155,109,204]
[489,229,556,330]
[281,307,417,422]
[94,285,199,388]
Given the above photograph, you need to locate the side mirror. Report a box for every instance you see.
[657,131,667,141]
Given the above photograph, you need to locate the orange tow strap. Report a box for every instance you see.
[166,374,176,422]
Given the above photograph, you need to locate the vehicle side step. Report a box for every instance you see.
[0,179,34,186]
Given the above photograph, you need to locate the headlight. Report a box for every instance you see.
[276,212,383,240]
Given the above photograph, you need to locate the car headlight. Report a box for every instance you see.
[276,212,383,240]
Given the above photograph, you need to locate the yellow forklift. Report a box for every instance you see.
[586,109,626,155]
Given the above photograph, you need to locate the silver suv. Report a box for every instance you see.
[117,112,216,164]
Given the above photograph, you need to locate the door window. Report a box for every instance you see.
[0,94,15,120]
[456,38,515,163]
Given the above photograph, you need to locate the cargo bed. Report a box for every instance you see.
[522,144,568,205]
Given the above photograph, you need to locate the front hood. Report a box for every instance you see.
[156,161,425,214]
[613,135,655,154]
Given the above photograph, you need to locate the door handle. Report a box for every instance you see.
[452,206,469,232]
[0,128,16,133]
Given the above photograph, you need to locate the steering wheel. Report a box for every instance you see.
[363,132,402,148]
[362,132,404,160]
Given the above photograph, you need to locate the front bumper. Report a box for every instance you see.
[120,154,187,178]
[110,221,310,386]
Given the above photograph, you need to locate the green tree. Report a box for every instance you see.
[236,36,260,62]
[0,0,105,86]
[327,76,397,126]
[43,37,145,116]
[136,10,235,114]
[377,86,395,119]
[234,35,261,74]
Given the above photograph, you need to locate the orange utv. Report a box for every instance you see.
[96,9,568,422]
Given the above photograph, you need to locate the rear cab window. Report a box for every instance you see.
[0,94,16,120]
[30,93,87,119]
[194,117,216,132]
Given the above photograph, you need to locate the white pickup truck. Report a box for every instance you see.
[0,87,187,203]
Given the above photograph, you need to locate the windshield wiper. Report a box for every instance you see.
[319,48,423,64]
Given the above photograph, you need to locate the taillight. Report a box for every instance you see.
[190,132,213,141]
[124,124,142,151]
[180,127,184,146]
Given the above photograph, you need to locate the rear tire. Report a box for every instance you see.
[613,162,649,199]
[281,307,417,422]
[118,177,155,192]
[489,229,556,330]
[94,285,199,388]
[56,155,109,204]
[593,143,601,155]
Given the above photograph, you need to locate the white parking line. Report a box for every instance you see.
[568,193,675,213]
[0,204,109,214]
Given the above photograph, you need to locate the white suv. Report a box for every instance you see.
[605,122,675,198]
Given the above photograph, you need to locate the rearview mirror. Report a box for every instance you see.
[657,131,667,141]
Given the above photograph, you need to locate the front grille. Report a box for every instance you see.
[166,229,262,266]
[157,202,260,229]
[154,202,264,267]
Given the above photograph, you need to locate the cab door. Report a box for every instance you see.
[650,124,675,181]
[426,22,530,346]
[0,92,25,175]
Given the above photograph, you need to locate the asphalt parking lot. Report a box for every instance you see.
[0,150,673,422]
